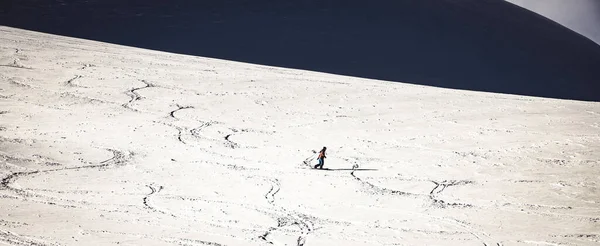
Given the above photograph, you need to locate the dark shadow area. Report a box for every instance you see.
[1,0,599,101]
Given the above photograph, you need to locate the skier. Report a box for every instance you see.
[314,147,327,169]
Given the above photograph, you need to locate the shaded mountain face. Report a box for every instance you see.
[505,0,600,45]
[2,0,599,101]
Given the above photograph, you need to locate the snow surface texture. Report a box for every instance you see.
[0,27,599,245]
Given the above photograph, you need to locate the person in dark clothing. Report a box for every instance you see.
[314,147,327,169]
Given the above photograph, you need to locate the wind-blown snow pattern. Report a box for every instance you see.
[0,27,599,245]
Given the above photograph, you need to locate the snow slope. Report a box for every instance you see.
[0,27,599,245]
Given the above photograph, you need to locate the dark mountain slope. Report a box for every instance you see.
[2,0,599,101]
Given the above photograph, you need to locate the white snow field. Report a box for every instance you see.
[0,26,599,246]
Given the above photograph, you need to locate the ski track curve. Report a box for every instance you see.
[348,170,502,244]
[142,183,177,218]
[169,104,194,119]
[122,79,153,111]
[0,229,57,246]
[429,180,475,209]
[223,134,240,149]
[349,170,420,197]
[64,75,82,87]
[257,177,316,246]
[86,230,224,246]
[0,149,133,208]
[264,178,280,205]
[349,169,477,208]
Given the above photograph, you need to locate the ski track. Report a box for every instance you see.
[0,149,133,208]
[176,126,187,144]
[142,184,177,218]
[223,134,240,149]
[437,218,498,246]
[156,121,188,145]
[160,193,285,232]
[258,177,315,246]
[122,79,153,111]
[258,177,281,245]
[348,170,502,244]
[169,104,194,119]
[0,229,56,246]
[429,180,475,209]
[161,116,252,150]
[86,230,224,246]
[304,154,484,244]
[264,178,280,205]
[189,122,254,150]
[176,123,261,160]
[0,219,28,229]
[349,168,477,209]
[558,234,600,243]
[349,170,419,197]
[259,213,314,246]
[64,75,83,87]
[0,62,32,70]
